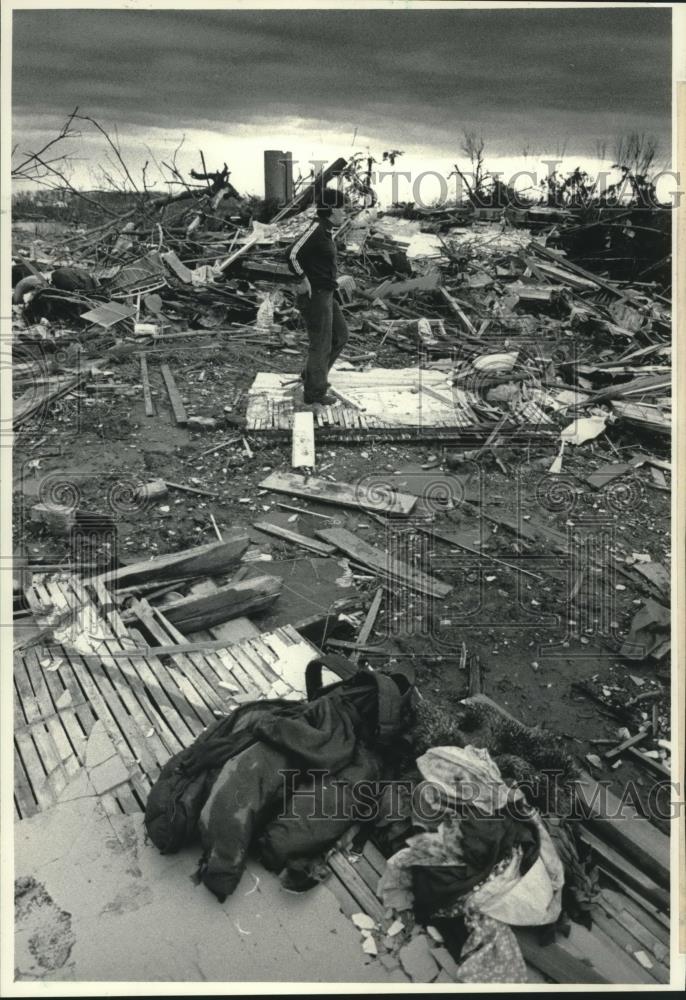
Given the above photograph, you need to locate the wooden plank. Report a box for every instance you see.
[228,643,277,696]
[350,587,384,665]
[50,580,170,771]
[604,729,649,760]
[212,646,258,696]
[14,654,42,725]
[316,527,452,599]
[12,652,70,800]
[326,850,385,922]
[515,928,610,984]
[97,534,249,589]
[125,627,206,742]
[291,410,315,467]
[73,646,160,782]
[23,649,80,778]
[160,363,188,425]
[625,746,671,779]
[599,888,669,945]
[349,854,381,895]
[439,287,478,335]
[579,828,669,912]
[14,744,38,819]
[40,656,89,765]
[361,839,388,877]
[253,521,336,557]
[99,639,177,767]
[64,650,149,796]
[134,601,227,720]
[596,897,669,965]
[14,728,56,812]
[259,471,417,516]
[139,353,155,416]
[590,910,663,984]
[159,575,282,634]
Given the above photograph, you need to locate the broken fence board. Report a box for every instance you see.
[259,471,417,516]
[139,353,155,416]
[316,527,452,599]
[291,410,315,467]
[160,364,188,426]
[253,521,336,556]
[350,587,384,665]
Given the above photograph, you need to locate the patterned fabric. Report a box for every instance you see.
[379,745,565,983]
[457,913,528,983]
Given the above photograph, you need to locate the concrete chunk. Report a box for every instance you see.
[398,934,440,982]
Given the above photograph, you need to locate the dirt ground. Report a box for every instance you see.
[13,336,671,826]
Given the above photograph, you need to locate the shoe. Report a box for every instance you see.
[280,866,320,893]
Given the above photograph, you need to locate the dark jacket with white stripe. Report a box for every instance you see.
[286,220,338,291]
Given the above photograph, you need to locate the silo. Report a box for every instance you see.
[264,150,293,205]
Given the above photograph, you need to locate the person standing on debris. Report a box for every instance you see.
[287,188,349,406]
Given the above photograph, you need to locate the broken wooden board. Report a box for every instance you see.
[139,353,155,417]
[350,587,384,665]
[156,575,282,634]
[291,410,315,467]
[253,520,336,557]
[161,249,193,283]
[17,573,330,817]
[316,527,452,599]
[99,534,249,589]
[160,364,188,426]
[372,269,441,299]
[245,367,481,434]
[586,462,634,491]
[259,471,418,516]
[439,287,478,335]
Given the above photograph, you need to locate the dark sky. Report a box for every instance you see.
[11,5,672,188]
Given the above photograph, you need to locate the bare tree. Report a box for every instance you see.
[448,129,488,204]
[462,129,486,194]
[593,138,608,163]
[613,131,658,178]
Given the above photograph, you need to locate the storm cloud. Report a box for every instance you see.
[11,5,672,193]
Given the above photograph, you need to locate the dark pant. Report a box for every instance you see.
[298,290,349,403]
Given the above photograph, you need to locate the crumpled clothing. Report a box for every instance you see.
[456,912,527,984]
[380,744,565,980]
[258,742,383,871]
[383,806,539,924]
[417,745,525,814]
[468,811,563,926]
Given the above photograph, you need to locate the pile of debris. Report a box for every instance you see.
[12,154,671,986]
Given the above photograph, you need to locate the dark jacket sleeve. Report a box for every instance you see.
[286,222,319,278]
